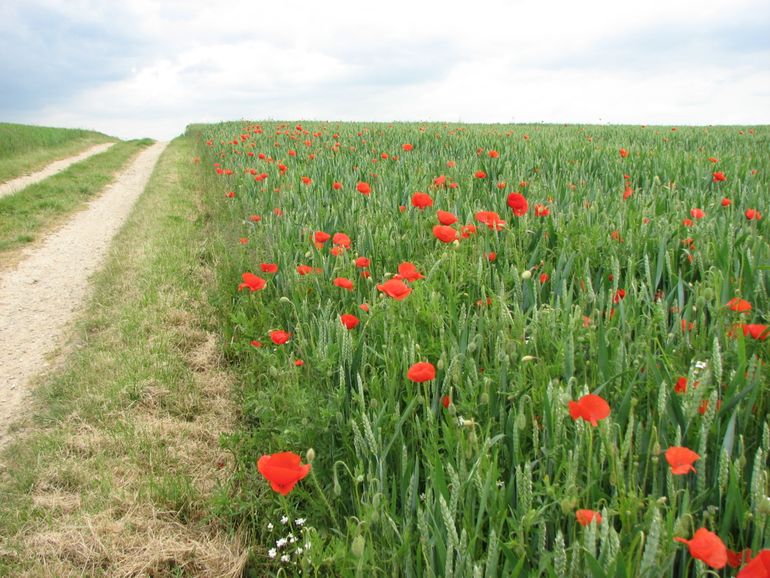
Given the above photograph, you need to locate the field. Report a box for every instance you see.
[191,122,769,576]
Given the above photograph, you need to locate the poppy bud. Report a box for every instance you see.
[279,296,292,304]
[521,355,536,362]
[480,392,489,405]
[521,270,532,280]
[351,535,365,558]
[306,448,316,463]
[269,366,278,377]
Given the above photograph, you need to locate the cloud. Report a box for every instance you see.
[1,0,769,139]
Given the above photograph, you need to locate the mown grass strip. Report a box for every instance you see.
[0,135,246,576]
[0,123,115,183]
[0,139,153,260]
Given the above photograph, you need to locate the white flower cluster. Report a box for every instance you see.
[265,516,313,569]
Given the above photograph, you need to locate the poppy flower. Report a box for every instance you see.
[255,261,277,275]
[539,273,550,283]
[746,209,762,221]
[239,237,249,245]
[238,272,267,292]
[674,528,727,569]
[332,181,343,190]
[296,264,318,275]
[446,160,456,168]
[682,218,694,227]
[412,192,434,209]
[407,361,436,382]
[619,148,629,158]
[314,231,331,244]
[333,232,351,248]
[674,376,688,394]
[301,176,312,185]
[250,340,262,348]
[249,214,262,223]
[402,143,413,151]
[359,303,369,312]
[433,225,459,243]
[488,150,499,158]
[690,208,705,219]
[433,175,447,186]
[355,256,370,268]
[613,289,626,303]
[377,279,412,300]
[461,224,477,238]
[269,330,291,345]
[441,395,451,409]
[534,204,550,217]
[294,359,304,366]
[708,157,719,163]
[576,509,602,526]
[257,451,311,496]
[340,313,360,330]
[474,170,487,179]
[333,277,354,291]
[475,211,506,230]
[737,549,770,576]
[727,298,752,313]
[738,324,769,340]
[665,446,700,474]
[623,187,634,200]
[437,210,458,225]
[488,252,497,262]
[726,548,752,569]
[712,172,727,182]
[396,262,425,282]
[357,182,371,195]
[568,393,610,426]
[507,193,529,216]
[721,197,732,207]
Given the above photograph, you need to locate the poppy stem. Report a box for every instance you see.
[311,467,340,529]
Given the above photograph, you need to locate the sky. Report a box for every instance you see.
[1,0,769,140]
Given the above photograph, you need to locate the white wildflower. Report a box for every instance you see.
[295,518,306,526]
[276,538,288,549]
[280,554,290,563]
[268,548,277,559]
[281,515,289,525]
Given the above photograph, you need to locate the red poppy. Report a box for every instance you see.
[301,176,312,185]
[433,175,447,186]
[674,528,727,569]
[674,376,688,394]
[377,279,412,300]
[296,264,318,275]
[333,277,354,291]
[474,170,487,179]
[250,340,262,348]
[441,395,451,409]
[332,181,343,190]
[260,263,278,274]
[269,330,291,345]
[746,209,763,221]
[623,187,633,200]
[359,303,369,312]
[340,313,360,330]
[708,157,719,163]
[682,218,694,227]
[665,446,700,474]
[576,509,602,526]
[712,171,727,182]
[507,193,529,216]
[239,237,249,245]
[726,548,752,570]
[402,143,413,151]
[396,262,425,282]
[737,549,770,576]
[355,256,370,268]
[357,182,371,195]
[446,160,456,168]
[488,149,499,158]
[257,451,311,495]
[461,224,477,238]
[534,204,550,217]
[314,231,331,244]
[238,272,267,292]
[273,208,283,216]
[690,208,705,219]
[568,394,610,426]
[294,359,304,366]
[539,273,550,283]
[739,324,769,340]
[333,232,351,248]
[407,361,436,382]
[412,192,434,209]
[433,225,459,243]
[437,210,458,225]
[619,148,629,158]
[721,197,732,207]
[613,289,626,303]
[475,211,506,230]
[488,252,497,262]
[249,214,262,223]
[727,297,752,313]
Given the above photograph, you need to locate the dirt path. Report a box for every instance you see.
[0,142,116,199]
[0,141,168,443]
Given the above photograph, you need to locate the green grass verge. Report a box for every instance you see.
[0,139,154,258]
[0,135,245,576]
[0,122,116,183]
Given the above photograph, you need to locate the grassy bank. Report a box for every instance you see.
[0,135,246,576]
[0,139,153,262]
[0,122,115,183]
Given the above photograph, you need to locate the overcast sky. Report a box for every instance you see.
[1,0,769,140]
